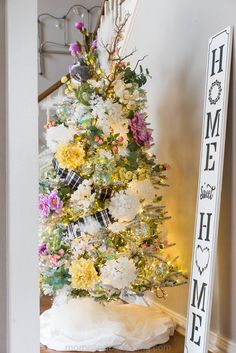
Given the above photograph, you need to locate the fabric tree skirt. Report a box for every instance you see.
[40,297,175,351]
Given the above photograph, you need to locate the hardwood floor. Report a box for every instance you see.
[39,296,187,353]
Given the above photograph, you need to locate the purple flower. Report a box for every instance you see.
[39,194,50,217]
[92,39,98,50]
[39,243,48,256]
[69,42,81,57]
[130,112,153,148]
[75,21,84,31]
[48,190,63,211]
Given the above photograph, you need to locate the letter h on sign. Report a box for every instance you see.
[184,27,233,353]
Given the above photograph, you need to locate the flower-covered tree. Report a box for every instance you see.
[39,19,187,303]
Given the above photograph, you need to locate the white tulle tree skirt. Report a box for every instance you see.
[40,295,175,352]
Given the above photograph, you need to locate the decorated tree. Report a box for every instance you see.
[39,19,187,305]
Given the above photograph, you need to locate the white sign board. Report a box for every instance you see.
[184,27,233,353]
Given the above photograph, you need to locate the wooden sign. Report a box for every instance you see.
[184,27,233,353]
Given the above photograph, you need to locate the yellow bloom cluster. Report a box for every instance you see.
[55,143,85,170]
[69,258,98,290]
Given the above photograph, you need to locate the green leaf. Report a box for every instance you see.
[128,141,139,152]
[88,125,103,136]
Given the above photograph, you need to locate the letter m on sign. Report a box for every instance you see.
[184,27,233,353]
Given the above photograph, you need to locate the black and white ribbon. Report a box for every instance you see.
[67,209,115,239]
[52,158,113,201]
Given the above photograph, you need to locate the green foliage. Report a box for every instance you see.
[58,185,73,203]
[88,125,103,137]
[124,65,150,88]
[76,82,94,105]
[45,267,71,291]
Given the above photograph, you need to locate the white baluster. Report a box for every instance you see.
[104,1,109,16]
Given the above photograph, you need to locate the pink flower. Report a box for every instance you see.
[38,194,50,217]
[69,42,81,57]
[118,61,125,68]
[117,136,124,143]
[112,145,118,153]
[50,255,60,266]
[130,112,153,148]
[58,249,65,256]
[48,190,63,211]
[75,21,84,31]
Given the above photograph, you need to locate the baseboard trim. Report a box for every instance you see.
[156,303,236,353]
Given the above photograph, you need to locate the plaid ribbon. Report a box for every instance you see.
[52,158,68,179]
[52,158,113,201]
[95,188,114,201]
[67,209,115,239]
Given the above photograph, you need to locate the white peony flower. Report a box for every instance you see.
[108,190,141,222]
[128,179,157,205]
[46,124,76,152]
[71,179,95,215]
[100,257,137,290]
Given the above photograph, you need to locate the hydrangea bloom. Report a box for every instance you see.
[108,190,141,222]
[128,179,157,205]
[101,257,137,289]
[46,124,76,152]
[70,179,95,215]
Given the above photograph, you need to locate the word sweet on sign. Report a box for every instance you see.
[184,27,233,353]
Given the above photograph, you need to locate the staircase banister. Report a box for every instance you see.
[38,0,127,103]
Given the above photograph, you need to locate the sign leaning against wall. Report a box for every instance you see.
[184,27,233,353]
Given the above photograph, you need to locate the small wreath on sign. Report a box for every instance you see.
[208,79,222,105]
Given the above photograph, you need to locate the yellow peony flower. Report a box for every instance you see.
[55,143,85,170]
[69,258,98,290]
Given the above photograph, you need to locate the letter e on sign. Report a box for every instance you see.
[184,27,233,353]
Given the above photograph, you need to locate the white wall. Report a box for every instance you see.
[125,0,236,344]
[6,0,39,352]
[0,0,7,350]
[38,0,101,94]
